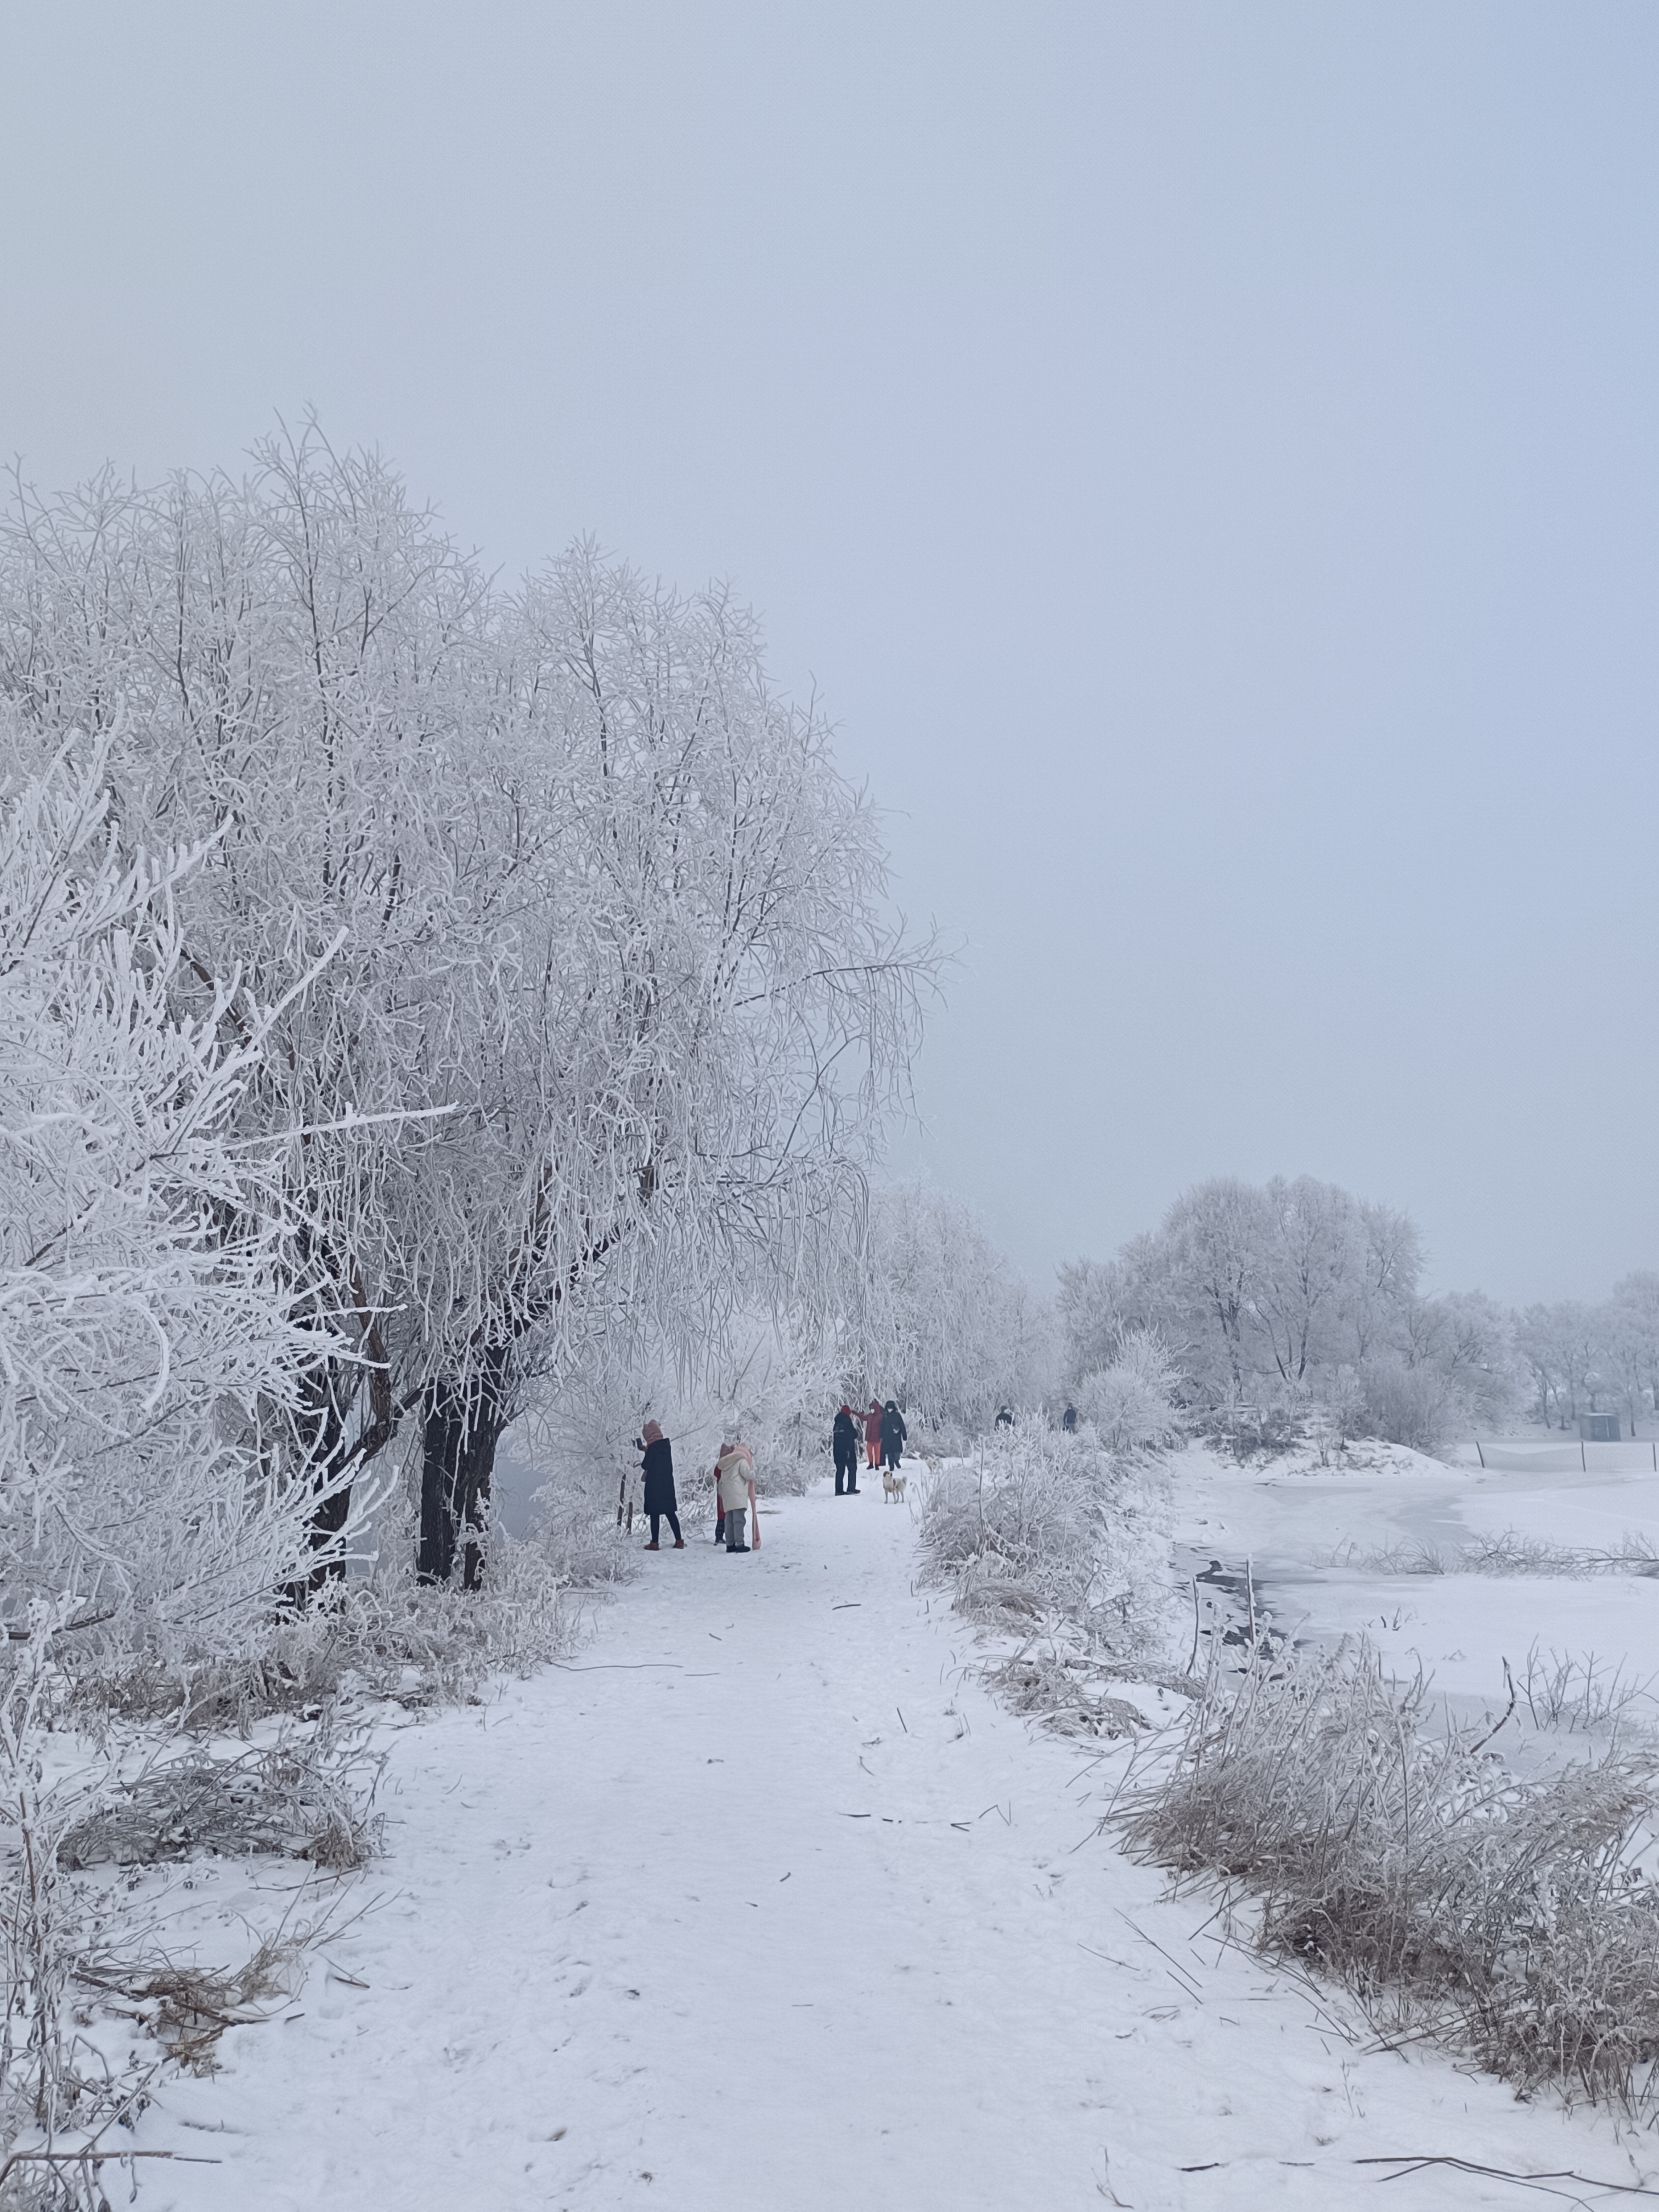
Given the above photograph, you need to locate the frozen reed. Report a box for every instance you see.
[1122,1638,1659,2110]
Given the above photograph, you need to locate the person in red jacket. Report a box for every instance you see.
[864,1398,883,1471]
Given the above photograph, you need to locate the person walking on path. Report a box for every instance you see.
[832,1403,860,1495]
[879,1399,907,1472]
[864,1399,883,1472]
[716,1440,755,1552]
[638,1420,682,1549]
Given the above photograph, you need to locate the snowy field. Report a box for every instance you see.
[122,1462,1659,2212]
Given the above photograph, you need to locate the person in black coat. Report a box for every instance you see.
[832,1403,860,1495]
[637,1420,682,1549]
[1062,1403,1077,1434]
[879,1400,906,1471]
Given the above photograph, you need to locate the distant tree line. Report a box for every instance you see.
[1510,1281,1659,1433]
[1053,1175,1624,1454]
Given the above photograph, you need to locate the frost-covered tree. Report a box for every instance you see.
[1054,1255,1133,1383]
[848,1185,1055,1432]
[1514,1301,1604,1429]
[1160,1177,1271,1395]
[433,549,930,1569]
[1395,1289,1518,1431]
[1603,1273,1659,1429]
[0,733,348,1662]
[1064,1173,1517,1453]
[0,431,933,1588]
[0,438,495,1579]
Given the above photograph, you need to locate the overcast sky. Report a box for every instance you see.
[3,3,1656,1304]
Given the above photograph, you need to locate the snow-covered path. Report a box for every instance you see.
[151,1484,1648,2211]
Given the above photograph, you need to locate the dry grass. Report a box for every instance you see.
[986,1647,1176,1740]
[0,1501,611,2207]
[1357,1528,1659,1580]
[63,1526,595,1736]
[74,1921,309,2073]
[1515,1644,1657,1736]
[0,1623,386,2208]
[1122,1639,1659,2109]
[59,1719,383,1875]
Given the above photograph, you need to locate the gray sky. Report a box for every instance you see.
[4,3,1657,1305]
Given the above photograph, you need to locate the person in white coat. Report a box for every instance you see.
[716,1440,754,1553]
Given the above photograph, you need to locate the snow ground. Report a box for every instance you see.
[126,1477,1659,2212]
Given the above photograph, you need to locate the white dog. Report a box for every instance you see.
[882,1469,907,1503]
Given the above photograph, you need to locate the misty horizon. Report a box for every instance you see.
[4,4,1655,1305]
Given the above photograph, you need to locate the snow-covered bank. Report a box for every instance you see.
[126,1481,1657,2211]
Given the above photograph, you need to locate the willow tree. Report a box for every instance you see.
[410,546,931,1582]
[0,430,934,1592]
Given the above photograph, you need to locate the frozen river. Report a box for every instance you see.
[1170,1440,1659,1743]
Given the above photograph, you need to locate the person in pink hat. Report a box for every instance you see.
[637,1420,682,1549]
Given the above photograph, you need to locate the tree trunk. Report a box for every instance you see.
[418,1351,507,1590]
[284,1355,353,1607]
[287,1307,397,1608]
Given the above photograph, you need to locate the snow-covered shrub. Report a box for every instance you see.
[1356,1355,1457,1454]
[1124,1639,1659,2111]
[917,1421,1173,1662]
[1074,1331,1185,1457]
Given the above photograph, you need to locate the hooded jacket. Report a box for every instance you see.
[716,1442,754,1513]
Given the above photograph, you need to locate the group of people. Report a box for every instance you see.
[831,1398,906,1494]
[634,1396,910,1550]
[635,1421,759,1554]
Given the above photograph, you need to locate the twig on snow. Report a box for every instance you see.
[1355,2155,1659,2205]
